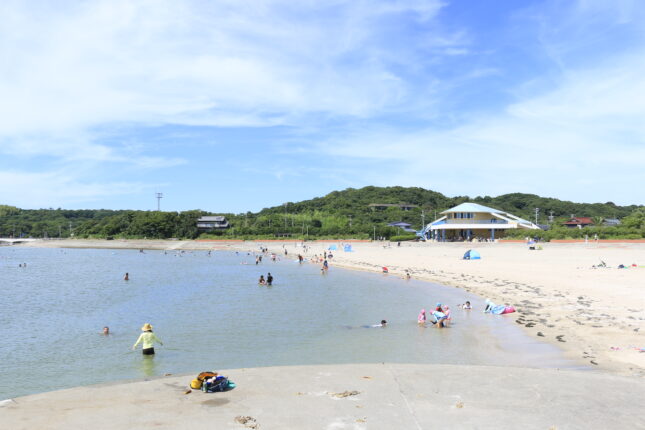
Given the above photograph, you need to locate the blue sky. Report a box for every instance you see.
[1,0,644,213]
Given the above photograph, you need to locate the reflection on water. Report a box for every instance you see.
[0,246,577,399]
[140,355,157,377]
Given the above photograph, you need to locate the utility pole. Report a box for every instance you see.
[534,208,539,225]
[421,210,425,230]
[373,225,376,241]
[348,215,352,228]
[548,211,554,224]
[69,222,72,237]
[156,192,163,211]
[58,225,62,238]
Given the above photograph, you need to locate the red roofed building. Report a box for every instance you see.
[563,217,594,228]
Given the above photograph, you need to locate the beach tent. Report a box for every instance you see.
[343,244,353,252]
[463,250,481,260]
[328,245,337,251]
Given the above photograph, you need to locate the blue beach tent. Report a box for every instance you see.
[328,245,337,250]
[343,244,353,252]
[463,250,481,260]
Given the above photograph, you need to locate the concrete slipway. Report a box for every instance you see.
[1,363,643,429]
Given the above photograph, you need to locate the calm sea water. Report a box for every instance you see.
[0,246,577,398]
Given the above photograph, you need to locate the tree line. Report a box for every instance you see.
[1,187,643,240]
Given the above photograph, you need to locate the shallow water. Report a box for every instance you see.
[0,247,577,398]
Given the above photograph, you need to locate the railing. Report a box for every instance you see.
[445,219,508,224]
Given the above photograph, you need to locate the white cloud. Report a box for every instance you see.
[0,0,456,207]
[0,0,449,137]
[313,47,645,205]
[0,170,147,208]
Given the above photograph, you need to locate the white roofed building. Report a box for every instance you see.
[196,216,230,231]
[421,203,539,241]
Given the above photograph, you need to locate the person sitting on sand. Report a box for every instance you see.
[258,275,266,285]
[132,323,163,355]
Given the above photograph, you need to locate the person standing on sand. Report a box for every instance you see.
[132,323,163,355]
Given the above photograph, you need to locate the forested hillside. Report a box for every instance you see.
[1,187,642,240]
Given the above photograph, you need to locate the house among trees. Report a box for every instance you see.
[603,218,621,227]
[563,217,594,228]
[423,202,539,241]
[387,221,417,233]
[196,216,230,231]
[369,203,418,211]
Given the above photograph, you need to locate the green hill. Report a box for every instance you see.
[1,187,642,240]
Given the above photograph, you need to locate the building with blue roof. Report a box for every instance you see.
[420,202,539,241]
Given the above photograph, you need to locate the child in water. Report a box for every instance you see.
[418,309,426,324]
[258,275,266,285]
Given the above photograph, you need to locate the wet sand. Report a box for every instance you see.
[19,239,645,375]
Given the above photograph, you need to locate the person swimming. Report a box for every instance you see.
[102,326,110,335]
[370,320,387,327]
[258,275,266,285]
[124,272,129,281]
[462,301,472,310]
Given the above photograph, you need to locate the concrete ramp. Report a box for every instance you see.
[1,363,643,429]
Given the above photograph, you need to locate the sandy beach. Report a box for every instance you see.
[286,240,645,376]
[18,238,645,376]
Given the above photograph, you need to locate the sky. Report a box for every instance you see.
[1,0,644,213]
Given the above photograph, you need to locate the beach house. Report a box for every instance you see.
[387,221,417,233]
[423,203,539,241]
[196,216,230,231]
[562,217,594,228]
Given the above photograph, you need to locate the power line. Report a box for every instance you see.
[156,192,163,211]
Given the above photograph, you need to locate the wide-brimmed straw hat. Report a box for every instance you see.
[141,323,153,331]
